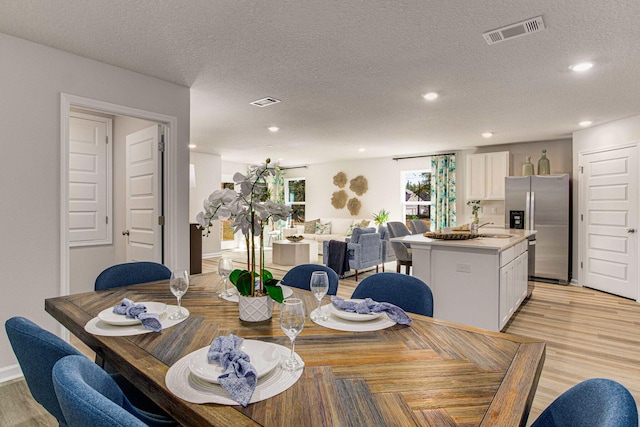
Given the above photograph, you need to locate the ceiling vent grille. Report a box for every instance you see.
[250,97,281,107]
[483,16,545,45]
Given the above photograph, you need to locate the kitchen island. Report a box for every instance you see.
[391,228,536,331]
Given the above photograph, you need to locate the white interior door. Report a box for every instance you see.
[125,125,163,262]
[580,144,638,300]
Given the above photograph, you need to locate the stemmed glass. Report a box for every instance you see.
[217,257,234,298]
[310,271,329,321]
[280,298,305,371]
[168,270,189,320]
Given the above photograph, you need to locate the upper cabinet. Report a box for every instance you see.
[466,151,509,200]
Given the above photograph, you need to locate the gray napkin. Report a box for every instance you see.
[113,298,162,332]
[208,334,257,407]
[330,296,411,325]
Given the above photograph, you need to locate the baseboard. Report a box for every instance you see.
[0,363,23,383]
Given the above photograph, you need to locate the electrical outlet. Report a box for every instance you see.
[456,263,471,273]
[492,207,498,214]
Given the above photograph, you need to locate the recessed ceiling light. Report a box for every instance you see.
[268,126,279,132]
[569,62,593,72]
[422,92,439,101]
[358,148,366,152]
[579,120,593,127]
[188,144,197,149]
[481,132,493,138]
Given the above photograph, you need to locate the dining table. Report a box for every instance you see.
[45,272,545,426]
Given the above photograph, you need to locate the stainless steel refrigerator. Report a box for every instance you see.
[505,174,571,284]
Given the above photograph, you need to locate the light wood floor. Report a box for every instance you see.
[2,257,639,426]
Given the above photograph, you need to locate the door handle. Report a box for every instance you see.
[628,229,637,234]
[122,230,130,236]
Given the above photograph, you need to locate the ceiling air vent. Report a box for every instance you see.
[250,97,281,107]
[483,16,545,45]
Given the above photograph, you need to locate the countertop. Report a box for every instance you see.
[391,227,537,251]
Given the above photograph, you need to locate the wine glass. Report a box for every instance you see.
[309,271,329,321]
[280,298,305,371]
[168,270,189,320]
[217,257,234,298]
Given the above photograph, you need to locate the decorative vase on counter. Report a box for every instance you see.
[537,149,550,175]
[522,156,534,176]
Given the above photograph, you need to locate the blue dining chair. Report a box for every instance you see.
[53,355,176,427]
[350,272,433,317]
[5,317,175,426]
[281,264,340,295]
[531,378,638,427]
[95,262,172,291]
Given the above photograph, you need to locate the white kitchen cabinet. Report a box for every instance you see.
[466,151,509,200]
[499,241,528,330]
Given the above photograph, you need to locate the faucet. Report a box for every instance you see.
[478,222,494,228]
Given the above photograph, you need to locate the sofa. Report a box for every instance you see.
[287,218,374,255]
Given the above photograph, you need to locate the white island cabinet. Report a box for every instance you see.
[391,229,536,331]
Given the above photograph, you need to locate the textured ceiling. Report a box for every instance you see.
[2,1,640,166]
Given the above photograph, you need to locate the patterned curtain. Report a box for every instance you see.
[430,155,456,230]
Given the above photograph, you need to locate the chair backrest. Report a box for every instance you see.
[531,378,638,427]
[52,355,148,427]
[386,222,411,238]
[95,262,172,291]
[349,227,376,244]
[410,219,429,234]
[350,272,433,316]
[281,264,339,295]
[5,316,84,425]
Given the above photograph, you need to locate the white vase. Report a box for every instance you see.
[238,295,273,322]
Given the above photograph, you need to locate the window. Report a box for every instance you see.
[402,170,431,230]
[285,178,305,224]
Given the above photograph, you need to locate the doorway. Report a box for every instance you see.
[60,94,180,297]
[579,143,639,301]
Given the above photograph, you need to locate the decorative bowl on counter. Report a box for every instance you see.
[285,235,305,242]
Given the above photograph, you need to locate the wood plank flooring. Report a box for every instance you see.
[2,256,639,426]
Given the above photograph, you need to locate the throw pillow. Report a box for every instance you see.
[315,221,332,235]
[304,219,319,234]
[359,219,371,228]
[345,224,360,237]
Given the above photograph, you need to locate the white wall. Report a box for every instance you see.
[284,157,431,224]
[189,152,222,257]
[573,115,640,284]
[0,33,190,379]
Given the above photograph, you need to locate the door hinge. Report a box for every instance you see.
[580,214,583,221]
[579,166,583,173]
[106,216,109,224]
[106,135,109,144]
[158,215,165,226]
[158,134,165,152]
[580,261,583,269]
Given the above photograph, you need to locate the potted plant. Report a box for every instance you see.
[467,200,481,224]
[197,159,291,321]
[372,209,390,225]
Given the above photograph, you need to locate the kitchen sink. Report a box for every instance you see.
[479,233,515,238]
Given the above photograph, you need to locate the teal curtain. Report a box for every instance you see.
[430,155,456,230]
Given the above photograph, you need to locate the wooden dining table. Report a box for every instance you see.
[45,273,545,426]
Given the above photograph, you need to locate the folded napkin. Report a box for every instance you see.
[330,296,411,325]
[113,299,162,332]
[208,334,257,407]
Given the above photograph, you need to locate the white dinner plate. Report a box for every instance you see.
[188,340,280,384]
[328,299,383,322]
[97,302,168,326]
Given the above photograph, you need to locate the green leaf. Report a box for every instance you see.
[264,280,284,303]
[236,271,253,296]
[261,269,273,282]
[229,269,244,286]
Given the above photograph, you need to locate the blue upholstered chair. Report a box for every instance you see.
[409,219,429,234]
[351,272,433,317]
[322,227,384,281]
[531,378,638,427]
[95,262,171,291]
[5,317,175,426]
[386,222,412,274]
[281,264,339,295]
[53,355,176,427]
